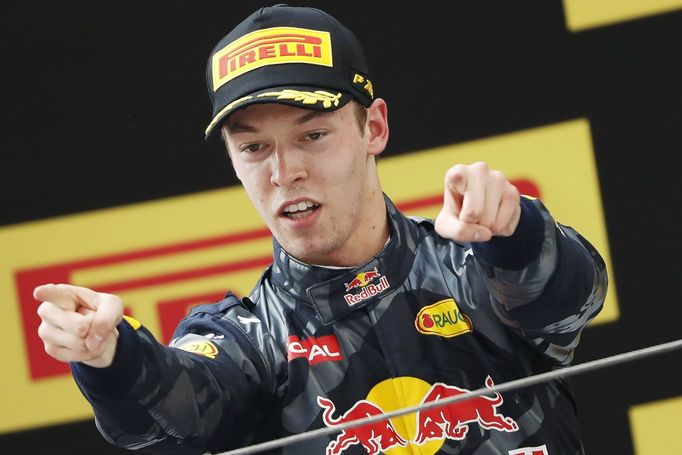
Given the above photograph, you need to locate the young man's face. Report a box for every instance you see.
[221,100,389,266]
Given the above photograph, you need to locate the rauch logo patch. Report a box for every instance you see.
[415,298,473,338]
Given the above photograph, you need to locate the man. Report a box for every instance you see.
[34,4,607,455]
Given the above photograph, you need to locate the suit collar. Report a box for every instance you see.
[270,195,417,324]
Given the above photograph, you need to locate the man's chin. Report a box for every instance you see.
[279,239,332,265]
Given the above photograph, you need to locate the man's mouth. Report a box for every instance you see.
[281,200,320,219]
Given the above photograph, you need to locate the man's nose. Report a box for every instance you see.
[270,146,308,187]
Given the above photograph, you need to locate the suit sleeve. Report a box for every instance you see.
[70,294,285,454]
[471,197,608,365]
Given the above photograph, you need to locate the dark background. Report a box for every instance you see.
[2,1,681,453]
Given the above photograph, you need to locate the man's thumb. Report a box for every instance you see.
[85,294,123,351]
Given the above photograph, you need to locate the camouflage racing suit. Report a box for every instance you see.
[72,196,607,455]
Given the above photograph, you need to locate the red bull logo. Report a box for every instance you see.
[344,267,382,292]
[343,267,390,306]
[414,376,518,444]
[318,376,519,455]
[318,397,407,455]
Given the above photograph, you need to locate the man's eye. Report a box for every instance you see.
[241,143,261,153]
[307,131,326,141]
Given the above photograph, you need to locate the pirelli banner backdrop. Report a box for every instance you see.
[1,1,681,454]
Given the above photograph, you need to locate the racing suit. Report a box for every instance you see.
[71,195,607,455]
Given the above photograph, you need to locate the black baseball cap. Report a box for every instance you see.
[204,4,375,138]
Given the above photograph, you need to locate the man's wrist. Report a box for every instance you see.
[71,319,143,397]
[471,197,545,270]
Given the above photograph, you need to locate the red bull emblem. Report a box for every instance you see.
[318,376,519,455]
[343,267,390,306]
[317,397,407,455]
[414,376,518,444]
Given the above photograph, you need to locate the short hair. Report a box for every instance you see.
[352,101,368,135]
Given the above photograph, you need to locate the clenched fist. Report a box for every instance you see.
[435,162,521,243]
[34,284,123,368]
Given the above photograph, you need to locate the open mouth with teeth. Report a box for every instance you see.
[282,201,320,219]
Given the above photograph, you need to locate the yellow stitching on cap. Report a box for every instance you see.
[352,73,374,98]
[205,91,344,136]
[205,95,254,135]
[364,79,374,98]
[256,90,342,108]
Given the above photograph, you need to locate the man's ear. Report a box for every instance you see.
[366,98,389,157]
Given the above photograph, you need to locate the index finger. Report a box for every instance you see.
[444,164,469,198]
[457,163,487,224]
[33,283,100,312]
[443,164,468,217]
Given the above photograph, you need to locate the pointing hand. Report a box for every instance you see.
[34,284,123,368]
[435,162,521,243]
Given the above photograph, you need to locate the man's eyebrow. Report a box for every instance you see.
[295,109,334,125]
[224,121,257,134]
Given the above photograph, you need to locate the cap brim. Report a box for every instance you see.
[205,86,353,138]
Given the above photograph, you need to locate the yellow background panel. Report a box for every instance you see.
[629,395,682,454]
[0,118,617,433]
[72,237,272,289]
[0,186,266,433]
[563,0,682,31]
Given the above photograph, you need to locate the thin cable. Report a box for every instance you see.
[217,339,682,455]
